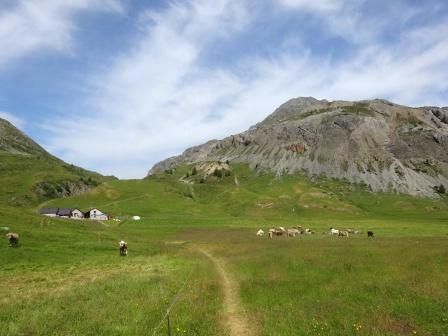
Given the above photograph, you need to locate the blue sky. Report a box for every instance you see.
[1,0,448,178]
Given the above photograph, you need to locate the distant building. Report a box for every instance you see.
[84,208,108,220]
[71,208,84,219]
[57,208,84,219]
[39,207,108,220]
[39,208,59,217]
[57,208,72,218]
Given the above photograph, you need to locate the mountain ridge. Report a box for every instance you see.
[149,97,448,197]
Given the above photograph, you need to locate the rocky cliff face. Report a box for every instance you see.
[149,98,448,197]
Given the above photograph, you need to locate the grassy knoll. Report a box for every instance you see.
[0,152,114,207]
[1,164,448,335]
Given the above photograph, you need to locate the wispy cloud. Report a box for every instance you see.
[0,0,123,67]
[278,0,344,12]
[22,0,448,177]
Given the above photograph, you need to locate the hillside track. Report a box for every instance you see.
[195,246,255,336]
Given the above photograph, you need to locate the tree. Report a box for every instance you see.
[213,168,222,178]
[192,167,198,176]
[434,184,446,194]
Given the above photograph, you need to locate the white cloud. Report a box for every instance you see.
[0,111,25,128]
[44,0,448,178]
[0,0,123,67]
[278,0,344,12]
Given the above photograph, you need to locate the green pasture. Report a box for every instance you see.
[1,164,447,335]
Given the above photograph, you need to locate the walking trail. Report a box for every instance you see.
[195,246,254,336]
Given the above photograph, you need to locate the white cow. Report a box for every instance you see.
[287,228,300,237]
[330,227,339,236]
[256,229,264,237]
[119,240,128,256]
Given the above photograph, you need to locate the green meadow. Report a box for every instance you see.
[1,164,448,335]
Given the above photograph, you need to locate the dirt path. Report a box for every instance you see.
[195,246,254,336]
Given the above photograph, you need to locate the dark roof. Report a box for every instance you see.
[86,208,102,212]
[57,208,73,216]
[39,208,59,215]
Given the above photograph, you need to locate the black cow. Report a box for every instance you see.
[367,231,374,238]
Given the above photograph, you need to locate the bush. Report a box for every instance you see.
[199,178,205,184]
[213,169,223,178]
[434,184,446,194]
[192,167,198,176]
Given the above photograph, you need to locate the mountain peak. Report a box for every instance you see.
[255,96,328,127]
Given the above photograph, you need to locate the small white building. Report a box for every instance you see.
[84,208,108,220]
[71,208,84,219]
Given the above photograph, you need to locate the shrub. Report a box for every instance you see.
[434,184,446,194]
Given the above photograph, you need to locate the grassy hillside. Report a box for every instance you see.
[46,164,448,232]
[0,118,115,207]
[0,152,114,207]
[2,163,448,335]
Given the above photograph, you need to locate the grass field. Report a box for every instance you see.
[1,164,448,335]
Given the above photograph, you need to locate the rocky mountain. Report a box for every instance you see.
[149,97,448,197]
[0,118,114,205]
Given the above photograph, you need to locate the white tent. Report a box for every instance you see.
[132,216,141,220]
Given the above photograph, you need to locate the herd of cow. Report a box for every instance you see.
[5,227,374,252]
[257,226,374,238]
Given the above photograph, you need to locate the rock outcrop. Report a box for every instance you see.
[149,98,448,197]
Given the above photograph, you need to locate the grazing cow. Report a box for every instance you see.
[277,227,286,236]
[304,228,314,235]
[338,230,349,237]
[330,227,339,236]
[367,231,374,237]
[6,233,19,247]
[293,226,304,234]
[287,228,300,237]
[256,229,264,237]
[119,240,128,256]
[268,231,274,238]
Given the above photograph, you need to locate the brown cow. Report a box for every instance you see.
[6,233,19,247]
